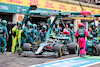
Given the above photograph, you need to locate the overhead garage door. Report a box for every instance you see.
[0,12,13,22]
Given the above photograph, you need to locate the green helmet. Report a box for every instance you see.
[42,25,47,32]
[55,22,58,25]
[33,24,37,27]
[32,24,37,29]
[89,35,93,39]
[2,20,7,26]
[90,23,96,30]
[93,37,97,41]
[90,23,94,26]
[27,21,32,26]
[70,24,73,26]
[17,21,22,29]
[27,21,32,29]
[70,24,73,28]
[17,21,22,24]
[95,25,97,28]
[43,25,47,29]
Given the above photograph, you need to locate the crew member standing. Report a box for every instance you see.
[75,23,88,57]
[12,21,22,53]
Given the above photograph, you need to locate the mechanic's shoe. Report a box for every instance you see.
[2,52,7,55]
[80,54,85,58]
[90,53,94,56]
[12,51,16,54]
[80,54,81,57]
[89,52,93,56]
[90,53,93,56]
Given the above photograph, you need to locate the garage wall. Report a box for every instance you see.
[0,13,13,22]
[13,13,25,24]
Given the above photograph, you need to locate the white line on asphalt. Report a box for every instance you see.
[80,62,100,67]
[30,56,100,67]
[29,57,79,67]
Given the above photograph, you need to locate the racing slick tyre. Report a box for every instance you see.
[53,44,64,57]
[22,43,33,51]
[92,44,100,56]
[67,43,78,54]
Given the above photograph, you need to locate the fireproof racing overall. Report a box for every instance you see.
[86,39,93,55]
[39,25,47,42]
[52,22,60,36]
[21,26,27,46]
[2,20,9,39]
[26,21,33,44]
[90,23,98,37]
[75,27,88,55]
[32,24,38,42]
[0,20,9,53]
[93,37,99,45]
[86,35,94,55]
[27,28,33,44]
[69,24,74,42]
[90,29,98,37]
[11,22,21,53]
[0,23,7,53]
[86,35,99,55]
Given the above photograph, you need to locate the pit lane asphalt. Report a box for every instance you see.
[0,52,100,67]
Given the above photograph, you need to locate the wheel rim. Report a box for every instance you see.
[61,47,63,55]
[59,46,64,57]
[75,44,77,54]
